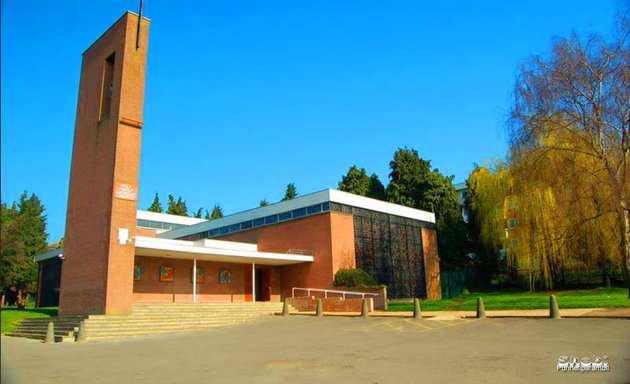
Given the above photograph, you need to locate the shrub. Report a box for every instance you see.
[334,268,376,288]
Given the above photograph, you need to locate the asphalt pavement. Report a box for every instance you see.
[2,315,629,383]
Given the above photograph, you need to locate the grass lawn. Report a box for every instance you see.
[387,287,630,312]
[1,307,58,334]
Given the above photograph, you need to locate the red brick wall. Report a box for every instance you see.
[132,256,281,302]
[136,228,157,237]
[422,227,442,300]
[330,213,356,273]
[59,13,149,315]
[218,211,356,299]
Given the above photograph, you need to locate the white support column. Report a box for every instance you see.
[193,258,197,303]
[252,262,256,302]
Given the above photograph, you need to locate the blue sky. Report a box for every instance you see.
[1,1,620,243]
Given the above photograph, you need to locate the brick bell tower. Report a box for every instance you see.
[59,12,149,315]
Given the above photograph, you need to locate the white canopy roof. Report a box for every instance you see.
[34,237,313,266]
[134,236,313,266]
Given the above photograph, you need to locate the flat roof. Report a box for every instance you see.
[134,236,313,266]
[34,248,63,262]
[137,210,207,226]
[159,189,435,240]
[34,237,313,266]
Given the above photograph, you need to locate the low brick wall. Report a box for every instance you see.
[333,286,388,310]
[287,297,374,312]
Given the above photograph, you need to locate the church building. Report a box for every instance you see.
[34,11,441,316]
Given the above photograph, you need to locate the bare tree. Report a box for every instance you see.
[509,15,630,296]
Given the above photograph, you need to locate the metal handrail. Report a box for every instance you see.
[291,287,378,299]
[286,249,313,255]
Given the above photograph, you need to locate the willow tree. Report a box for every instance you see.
[509,17,630,296]
[509,155,568,291]
[465,163,511,284]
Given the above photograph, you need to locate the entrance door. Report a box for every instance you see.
[39,258,62,307]
[255,269,271,301]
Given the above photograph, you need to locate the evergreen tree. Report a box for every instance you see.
[17,193,48,258]
[176,197,188,217]
[147,193,163,213]
[282,183,298,201]
[367,173,386,200]
[338,166,386,201]
[0,192,47,308]
[210,204,224,219]
[166,195,188,216]
[259,199,269,207]
[338,166,370,196]
[193,208,203,218]
[204,209,211,220]
[166,195,177,214]
[386,148,469,268]
[386,148,431,208]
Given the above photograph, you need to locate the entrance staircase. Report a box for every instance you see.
[83,302,285,340]
[6,302,287,342]
[6,316,85,342]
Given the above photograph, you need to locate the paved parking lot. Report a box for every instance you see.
[2,316,629,383]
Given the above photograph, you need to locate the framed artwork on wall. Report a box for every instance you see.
[219,269,232,284]
[134,264,142,281]
[159,265,174,282]
[190,267,205,283]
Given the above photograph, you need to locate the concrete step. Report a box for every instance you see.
[131,305,282,313]
[132,301,282,307]
[85,326,230,340]
[15,320,80,327]
[132,301,282,308]
[15,322,82,329]
[84,320,255,338]
[9,316,84,343]
[8,328,74,336]
[85,318,261,326]
[5,332,74,343]
[128,308,282,316]
[84,319,250,330]
[16,317,85,325]
[15,327,76,333]
[87,313,272,321]
[130,307,283,312]
[8,303,284,342]
[85,319,248,334]
[131,304,283,308]
[90,312,267,318]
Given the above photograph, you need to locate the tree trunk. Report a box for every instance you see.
[16,289,27,309]
[601,257,611,288]
[622,207,630,299]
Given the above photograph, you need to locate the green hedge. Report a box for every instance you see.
[334,269,376,288]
